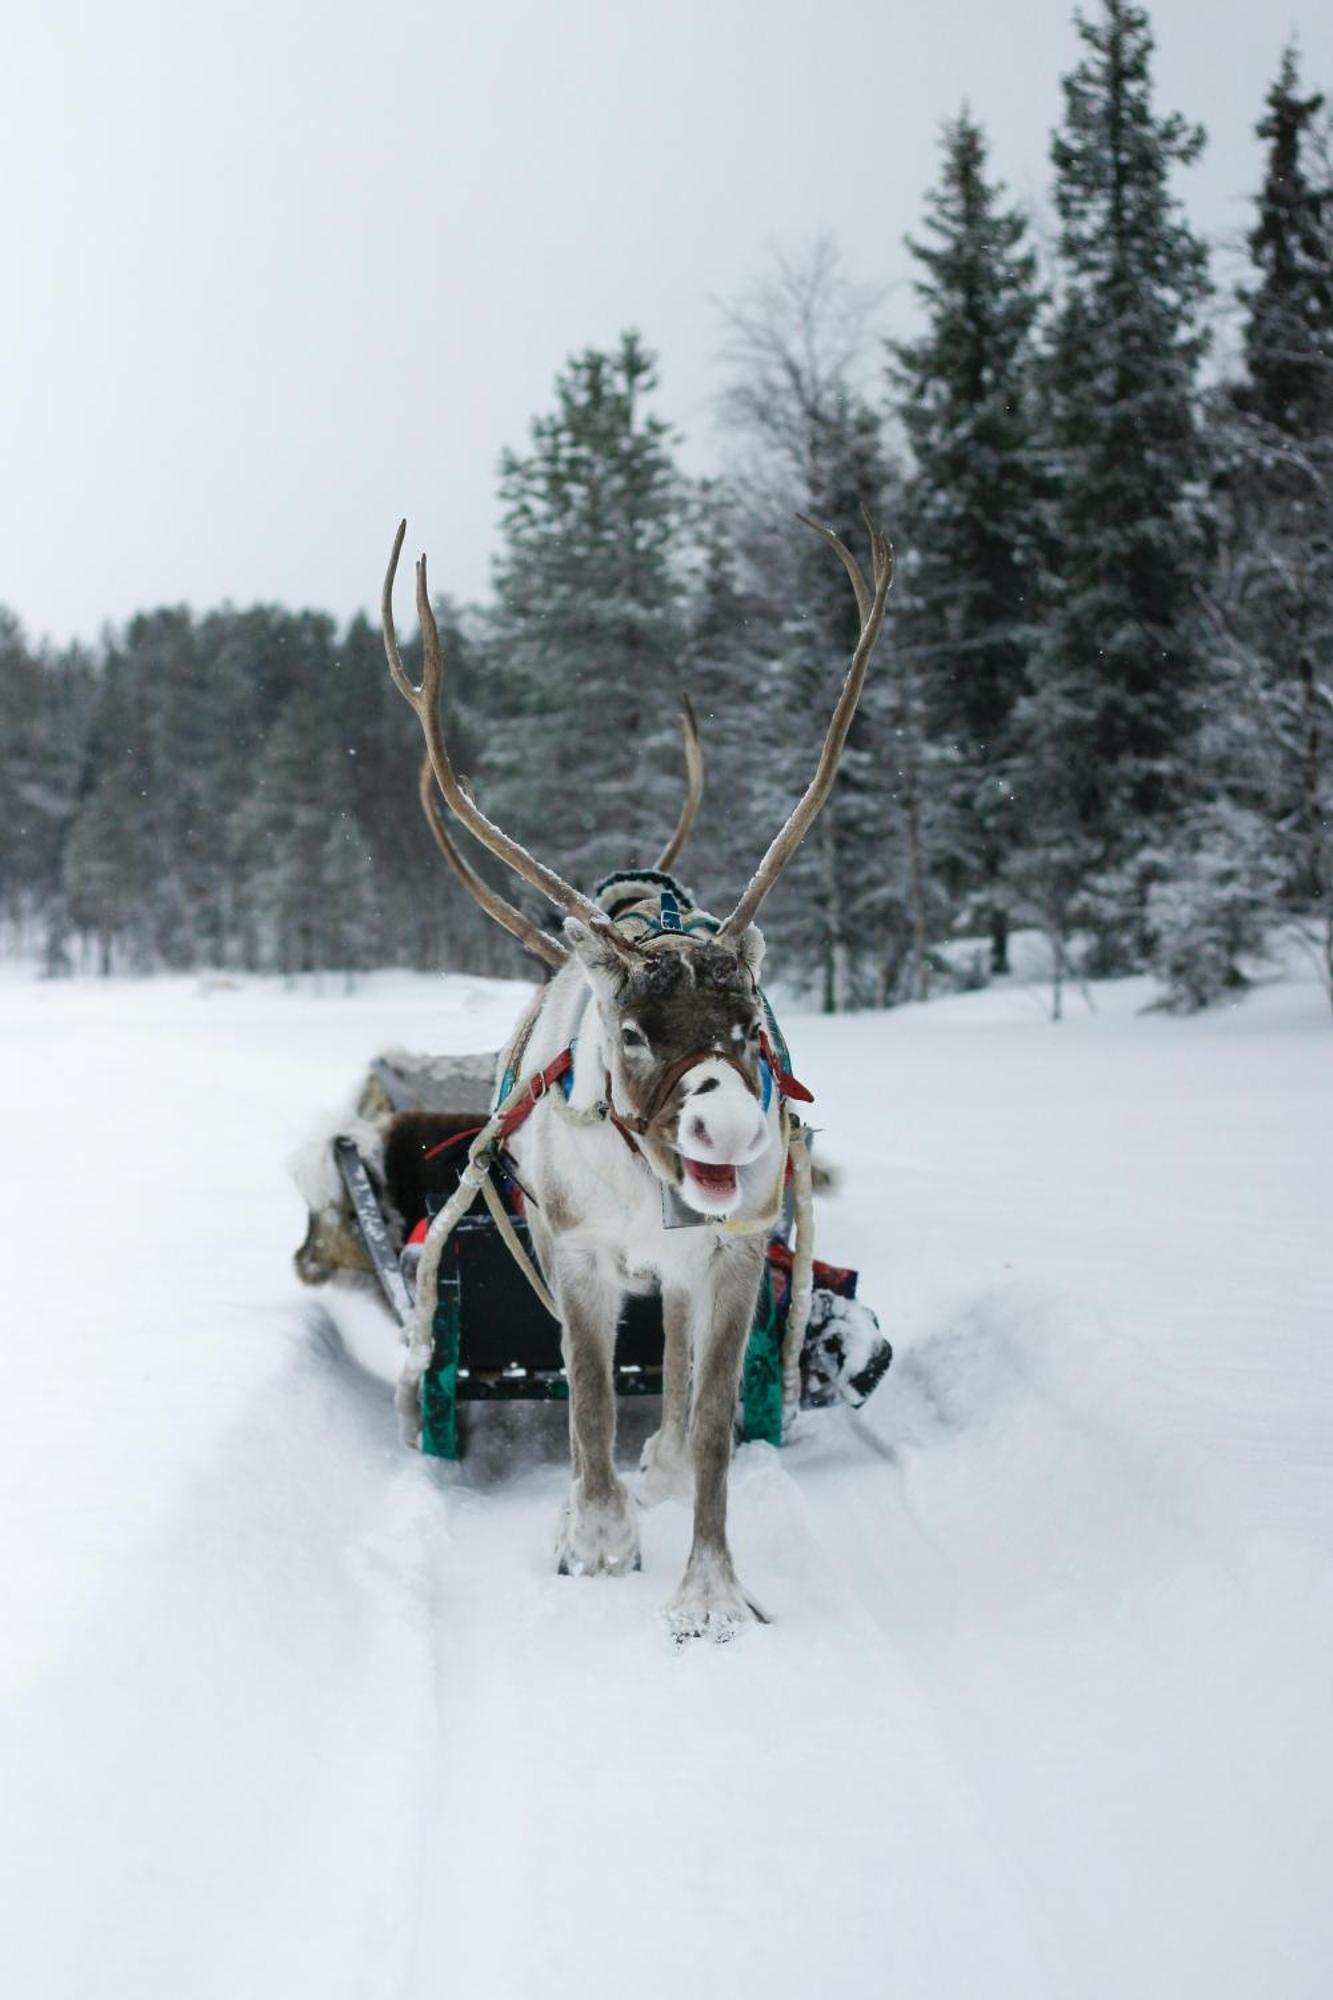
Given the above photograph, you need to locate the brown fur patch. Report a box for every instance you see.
[614,939,761,1130]
[543,1171,584,1233]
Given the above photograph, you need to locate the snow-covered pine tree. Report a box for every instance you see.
[1240,46,1333,440]
[1206,44,1333,1006]
[0,613,94,956]
[477,333,690,897]
[230,691,378,978]
[124,607,218,969]
[191,605,345,970]
[324,607,485,975]
[887,109,1046,978]
[321,816,380,988]
[63,770,146,976]
[61,630,161,972]
[1016,0,1211,970]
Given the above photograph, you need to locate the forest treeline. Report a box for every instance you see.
[3,3,1330,1013]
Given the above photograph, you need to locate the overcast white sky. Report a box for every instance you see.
[4,0,1330,647]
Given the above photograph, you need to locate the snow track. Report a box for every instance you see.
[795,1295,1333,2000]
[0,1316,442,1999]
[2,965,1332,1997]
[402,1409,1061,1998]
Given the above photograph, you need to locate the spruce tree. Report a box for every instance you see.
[888,110,1046,974]
[230,692,377,976]
[479,333,690,894]
[63,770,146,975]
[63,634,159,970]
[321,817,380,985]
[1017,0,1210,961]
[326,608,470,974]
[0,615,94,949]
[1240,46,1333,437]
[1208,45,1333,1003]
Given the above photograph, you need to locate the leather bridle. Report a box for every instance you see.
[606,1045,761,1146]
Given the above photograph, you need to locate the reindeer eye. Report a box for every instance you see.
[746,1021,761,1043]
[621,1023,648,1052]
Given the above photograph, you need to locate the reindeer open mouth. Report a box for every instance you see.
[682,1158,738,1198]
[626,1049,772,1217]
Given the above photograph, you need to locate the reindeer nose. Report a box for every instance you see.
[675,1056,770,1171]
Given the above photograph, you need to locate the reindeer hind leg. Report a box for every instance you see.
[640,1284,694,1506]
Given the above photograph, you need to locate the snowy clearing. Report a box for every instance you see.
[1,959,1331,1998]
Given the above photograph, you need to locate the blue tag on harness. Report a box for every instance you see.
[658,891,683,933]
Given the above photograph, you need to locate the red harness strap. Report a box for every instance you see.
[496,1046,575,1142]
[493,1033,807,1153]
[760,1031,814,1105]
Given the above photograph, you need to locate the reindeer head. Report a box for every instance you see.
[566,917,769,1216]
[381,507,893,1212]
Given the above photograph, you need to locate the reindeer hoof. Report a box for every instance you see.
[554,1485,641,1578]
[665,1553,768,1645]
[639,1429,693,1508]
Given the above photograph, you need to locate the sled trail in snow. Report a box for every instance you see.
[408,1407,1061,1999]
[792,1291,1333,2000]
[0,1322,443,2000]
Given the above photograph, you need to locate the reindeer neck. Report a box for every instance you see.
[562,982,607,1115]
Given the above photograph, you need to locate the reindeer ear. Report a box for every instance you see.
[736,924,766,981]
[564,917,632,997]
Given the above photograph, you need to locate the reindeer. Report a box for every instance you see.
[382,514,891,1640]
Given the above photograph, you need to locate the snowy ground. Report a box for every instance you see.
[1,955,1331,1999]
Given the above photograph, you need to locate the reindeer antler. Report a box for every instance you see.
[654,694,704,873]
[415,756,566,971]
[716,512,893,941]
[383,521,625,953]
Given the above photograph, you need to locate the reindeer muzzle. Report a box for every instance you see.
[616,1048,759,1140]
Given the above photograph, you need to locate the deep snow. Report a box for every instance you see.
[1,958,1331,1998]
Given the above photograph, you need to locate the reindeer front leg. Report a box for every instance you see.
[666,1238,768,1642]
[551,1246,641,1578]
[639,1285,693,1505]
